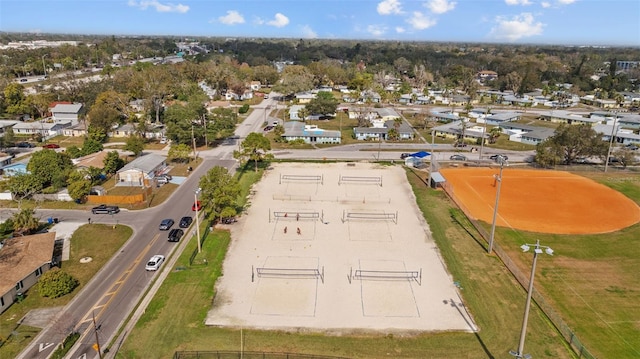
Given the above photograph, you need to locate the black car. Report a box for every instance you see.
[16,142,34,148]
[167,228,184,242]
[489,154,509,162]
[179,216,193,228]
[91,204,120,214]
[450,154,467,161]
[400,153,412,159]
[159,218,174,230]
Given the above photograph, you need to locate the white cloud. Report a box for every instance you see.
[395,27,406,33]
[425,0,456,14]
[301,25,318,38]
[558,0,577,4]
[490,13,544,42]
[407,11,437,30]
[267,13,289,27]
[377,0,403,15]
[218,10,245,25]
[505,0,532,5]
[367,24,388,36]
[128,0,189,13]
[541,1,551,8]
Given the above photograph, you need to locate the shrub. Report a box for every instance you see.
[238,104,250,114]
[38,268,79,298]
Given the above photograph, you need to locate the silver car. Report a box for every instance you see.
[145,255,165,271]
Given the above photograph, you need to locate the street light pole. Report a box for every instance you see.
[194,188,202,253]
[510,240,554,359]
[604,111,617,173]
[488,155,507,254]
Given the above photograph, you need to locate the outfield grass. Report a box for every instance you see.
[0,224,132,359]
[114,165,574,359]
[490,172,640,359]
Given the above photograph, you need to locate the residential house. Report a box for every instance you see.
[282,122,341,144]
[0,120,18,137]
[295,92,316,104]
[61,123,87,137]
[591,112,640,130]
[0,232,56,314]
[111,123,136,138]
[50,102,83,126]
[484,112,521,126]
[539,110,601,126]
[376,108,401,122]
[429,110,461,123]
[115,153,167,187]
[249,81,261,91]
[498,122,555,145]
[12,121,67,140]
[72,150,109,170]
[289,105,305,121]
[359,90,381,103]
[384,120,414,140]
[432,121,488,144]
[476,70,498,83]
[593,124,640,145]
[353,127,387,141]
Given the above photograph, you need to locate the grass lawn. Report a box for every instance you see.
[114,165,574,359]
[475,170,640,359]
[0,224,132,359]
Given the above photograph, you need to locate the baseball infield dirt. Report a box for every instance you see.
[439,168,640,234]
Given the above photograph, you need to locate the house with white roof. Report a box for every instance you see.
[50,103,83,126]
[282,122,341,144]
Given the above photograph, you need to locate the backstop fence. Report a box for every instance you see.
[173,351,351,359]
[439,174,596,359]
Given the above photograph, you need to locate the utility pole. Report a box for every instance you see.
[92,312,103,359]
[604,111,617,173]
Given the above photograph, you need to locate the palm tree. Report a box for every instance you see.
[489,127,502,144]
[12,208,40,235]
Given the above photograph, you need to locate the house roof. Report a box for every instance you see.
[383,120,413,133]
[50,103,83,114]
[283,121,340,138]
[376,108,400,118]
[118,153,166,173]
[72,150,109,169]
[486,112,521,122]
[0,232,56,295]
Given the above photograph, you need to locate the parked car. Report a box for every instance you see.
[145,255,165,271]
[91,204,120,214]
[192,201,202,211]
[167,228,184,242]
[16,142,34,148]
[42,143,60,149]
[263,125,274,132]
[450,154,467,161]
[489,154,509,162]
[159,218,174,230]
[400,153,412,159]
[624,143,639,151]
[179,216,193,228]
[221,217,237,224]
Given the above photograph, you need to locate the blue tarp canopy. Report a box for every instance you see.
[409,151,431,158]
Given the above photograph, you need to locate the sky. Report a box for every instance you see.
[1,0,639,46]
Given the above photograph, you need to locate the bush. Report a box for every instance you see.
[238,104,250,114]
[38,268,79,298]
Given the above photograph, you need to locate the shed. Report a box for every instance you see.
[429,171,446,188]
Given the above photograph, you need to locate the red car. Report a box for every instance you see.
[43,143,60,149]
[192,201,202,211]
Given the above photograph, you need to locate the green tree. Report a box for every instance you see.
[3,173,44,201]
[234,132,273,171]
[38,268,79,299]
[81,138,103,156]
[198,166,240,223]
[103,151,125,175]
[167,143,192,163]
[67,172,92,201]
[535,124,607,167]
[27,149,74,189]
[12,208,40,234]
[305,91,338,117]
[124,136,145,156]
[488,127,502,144]
[272,65,314,95]
[3,83,28,114]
